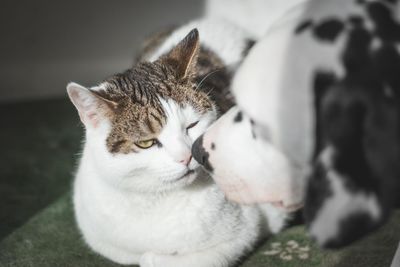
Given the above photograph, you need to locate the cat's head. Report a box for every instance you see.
[67,29,217,193]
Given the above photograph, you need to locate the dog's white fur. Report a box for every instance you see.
[68,18,289,267]
[199,0,319,210]
[200,107,305,209]
[200,0,394,246]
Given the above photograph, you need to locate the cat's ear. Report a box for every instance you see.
[162,28,199,80]
[66,82,117,128]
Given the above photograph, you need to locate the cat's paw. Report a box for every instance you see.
[140,252,182,267]
[139,252,158,267]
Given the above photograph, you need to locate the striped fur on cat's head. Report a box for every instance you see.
[67,29,217,192]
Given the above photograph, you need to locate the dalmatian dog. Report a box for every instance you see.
[193,0,400,248]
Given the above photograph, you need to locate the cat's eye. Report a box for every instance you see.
[186,121,199,131]
[135,139,156,149]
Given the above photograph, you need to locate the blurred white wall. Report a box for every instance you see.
[205,0,307,38]
[0,0,203,102]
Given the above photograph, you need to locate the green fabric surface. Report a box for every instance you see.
[0,98,82,240]
[1,192,399,267]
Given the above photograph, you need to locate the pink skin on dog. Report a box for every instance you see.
[198,107,305,211]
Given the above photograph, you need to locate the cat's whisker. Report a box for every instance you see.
[205,87,216,97]
[195,69,221,91]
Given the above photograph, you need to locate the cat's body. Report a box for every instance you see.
[75,162,285,266]
[68,18,288,267]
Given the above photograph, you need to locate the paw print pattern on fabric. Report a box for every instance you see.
[263,240,310,261]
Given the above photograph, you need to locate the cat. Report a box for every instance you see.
[67,18,289,267]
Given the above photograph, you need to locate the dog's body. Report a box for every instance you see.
[194,0,400,248]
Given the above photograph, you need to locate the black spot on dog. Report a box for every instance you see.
[348,15,364,26]
[313,18,345,42]
[192,135,214,172]
[304,160,333,225]
[211,142,216,150]
[234,111,242,123]
[342,21,372,74]
[373,44,400,92]
[313,71,338,158]
[367,1,400,42]
[355,0,366,5]
[295,19,313,34]
[382,0,398,4]
[323,212,378,248]
[320,84,382,194]
[243,39,256,57]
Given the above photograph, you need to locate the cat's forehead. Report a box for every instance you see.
[101,62,214,114]
[95,62,214,154]
[101,62,169,103]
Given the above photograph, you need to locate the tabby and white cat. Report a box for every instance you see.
[67,18,288,267]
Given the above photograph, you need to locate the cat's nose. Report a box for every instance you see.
[179,155,192,166]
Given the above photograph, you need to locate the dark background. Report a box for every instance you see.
[0,0,202,102]
[0,0,203,240]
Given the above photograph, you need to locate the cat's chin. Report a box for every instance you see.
[170,169,195,182]
[160,168,200,190]
[168,169,197,184]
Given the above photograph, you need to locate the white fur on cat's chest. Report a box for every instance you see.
[74,164,245,256]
